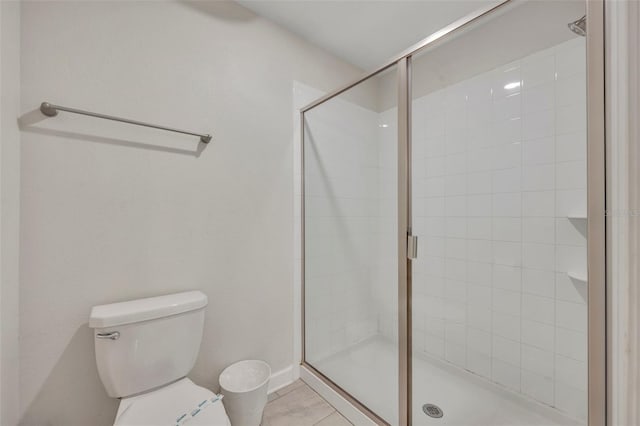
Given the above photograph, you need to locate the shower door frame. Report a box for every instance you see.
[299,0,607,424]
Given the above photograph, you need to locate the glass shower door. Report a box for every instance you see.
[303,64,399,424]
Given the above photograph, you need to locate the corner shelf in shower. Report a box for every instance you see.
[567,272,588,284]
[567,215,587,221]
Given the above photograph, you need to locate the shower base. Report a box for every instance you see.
[310,336,583,426]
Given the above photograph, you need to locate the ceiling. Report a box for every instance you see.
[236,0,500,70]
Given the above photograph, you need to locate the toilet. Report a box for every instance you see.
[89,291,231,426]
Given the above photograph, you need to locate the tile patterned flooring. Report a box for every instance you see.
[262,380,353,426]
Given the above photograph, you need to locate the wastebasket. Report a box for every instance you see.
[219,360,271,426]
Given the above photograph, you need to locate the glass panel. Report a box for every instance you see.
[304,64,398,424]
[410,1,587,425]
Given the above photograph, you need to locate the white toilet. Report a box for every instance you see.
[89,291,231,426]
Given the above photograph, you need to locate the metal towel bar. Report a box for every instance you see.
[40,102,212,144]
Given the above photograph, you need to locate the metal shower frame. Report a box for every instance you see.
[299,0,607,425]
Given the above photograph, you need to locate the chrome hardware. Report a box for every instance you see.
[407,235,418,259]
[96,331,120,340]
[39,102,212,144]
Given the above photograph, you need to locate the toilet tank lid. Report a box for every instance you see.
[89,291,207,328]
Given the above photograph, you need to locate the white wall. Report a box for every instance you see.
[17,2,362,425]
[405,38,588,421]
[0,1,22,425]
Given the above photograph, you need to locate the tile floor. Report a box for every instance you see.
[262,380,353,426]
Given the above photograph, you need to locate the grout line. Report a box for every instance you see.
[311,410,338,426]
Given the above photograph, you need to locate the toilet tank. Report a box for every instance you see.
[89,291,207,398]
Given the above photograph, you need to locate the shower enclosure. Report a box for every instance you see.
[300,1,605,425]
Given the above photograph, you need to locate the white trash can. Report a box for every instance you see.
[219,360,271,426]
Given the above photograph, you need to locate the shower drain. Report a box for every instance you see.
[422,403,444,419]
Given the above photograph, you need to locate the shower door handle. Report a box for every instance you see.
[407,235,418,259]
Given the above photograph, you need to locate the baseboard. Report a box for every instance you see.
[267,365,298,394]
[300,365,376,426]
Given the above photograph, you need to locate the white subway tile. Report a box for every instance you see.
[493,93,521,122]
[522,344,554,377]
[556,160,586,190]
[523,218,555,244]
[493,241,522,266]
[467,217,492,240]
[445,238,465,259]
[445,195,466,217]
[555,189,587,217]
[468,305,492,332]
[467,239,492,263]
[523,268,555,298]
[467,327,491,355]
[523,243,555,271]
[493,336,521,366]
[556,74,586,108]
[493,311,521,341]
[424,177,445,197]
[425,156,446,177]
[468,285,491,308]
[493,193,522,217]
[492,142,522,170]
[493,264,521,291]
[445,341,467,368]
[522,370,555,406]
[492,359,521,391]
[522,319,554,350]
[555,327,587,362]
[425,317,445,338]
[493,217,522,242]
[467,350,492,379]
[523,82,554,113]
[467,147,494,173]
[555,244,587,274]
[445,217,467,239]
[523,137,555,166]
[556,132,586,162]
[523,191,555,217]
[555,381,587,421]
[424,217,446,237]
[493,168,521,193]
[523,164,555,191]
[555,354,587,391]
[445,153,467,176]
[492,288,521,316]
[467,172,492,195]
[492,63,521,99]
[522,294,554,325]
[492,117,522,145]
[523,109,554,141]
[467,194,492,217]
[467,261,493,286]
[556,104,586,135]
[424,336,445,358]
[556,300,587,333]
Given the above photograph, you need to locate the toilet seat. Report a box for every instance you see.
[114,378,231,426]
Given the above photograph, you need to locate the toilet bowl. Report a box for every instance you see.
[89,291,230,426]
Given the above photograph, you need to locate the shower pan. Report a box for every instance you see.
[299,1,605,425]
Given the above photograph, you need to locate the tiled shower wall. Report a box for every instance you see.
[404,37,588,420]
